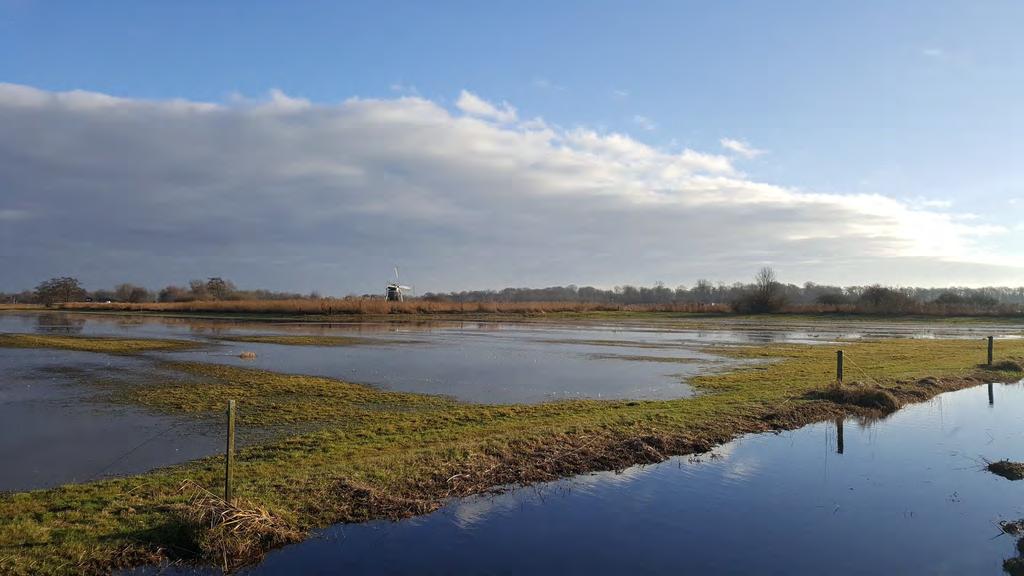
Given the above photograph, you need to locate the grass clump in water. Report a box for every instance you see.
[0,333,198,354]
[178,481,302,572]
[988,460,1024,481]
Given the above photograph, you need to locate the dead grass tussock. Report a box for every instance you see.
[330,480,441,521]
[990,359,1024,372]
[178,481,303,572]
[809,384,901,412]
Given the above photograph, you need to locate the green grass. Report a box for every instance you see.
[213,334,388,347]
[0,333,199,354]
[1,336,1023,574]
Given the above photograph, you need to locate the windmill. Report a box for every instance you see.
[385,267,413,302]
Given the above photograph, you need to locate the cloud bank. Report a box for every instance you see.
[0,83,1019,293]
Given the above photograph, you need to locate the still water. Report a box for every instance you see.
[3,312,1021,404]
[240,381,1024,575]
[0,348,225,491]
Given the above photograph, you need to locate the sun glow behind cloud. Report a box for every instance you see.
[0,83,1019,292]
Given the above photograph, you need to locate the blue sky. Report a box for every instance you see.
[1,1,1023,292]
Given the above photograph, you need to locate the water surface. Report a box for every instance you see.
[4,311,1021,404]
[243,380,1024,575]
[0,348,225,491]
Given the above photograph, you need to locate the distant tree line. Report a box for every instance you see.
[2,277,316,306]
[421,268,1024,315]
[5,270,1024,315]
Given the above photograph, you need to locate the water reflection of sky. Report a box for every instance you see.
[0,349,226,491]
[244,380,1024,576]
[4,312,1022,404]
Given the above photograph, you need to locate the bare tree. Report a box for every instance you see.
[754,266,778,308]
[34,277,86,306]
[732,266,784,313]
[205,277,236,300]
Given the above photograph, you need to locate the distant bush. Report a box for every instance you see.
[856,285,915,313]
[815,292,849,308]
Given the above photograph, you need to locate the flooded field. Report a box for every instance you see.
[3,312,1022,405]
[240,379,1024,575]
[0,348,226,491]
[3,311,1024,574]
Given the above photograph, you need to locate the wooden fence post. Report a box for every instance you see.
[836,350,844,386]
[225,399,236,501]
[988,336,994,366]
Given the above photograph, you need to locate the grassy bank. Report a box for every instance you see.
[1,335,1023,574]
[0,333,199,354]
[213,334,382,347]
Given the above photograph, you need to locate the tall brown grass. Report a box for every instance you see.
[0,303,44,310]
[57,299,728,316]
[38,299,1024,317]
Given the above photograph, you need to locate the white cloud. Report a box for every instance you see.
[455,90,517,123]
[917,198,953,209]
[265,88,310,111]
[720,138,766,159]
[0,82,1019,292]
[612,89,630,99]
[632,114,657,131]
[921,47,945,58]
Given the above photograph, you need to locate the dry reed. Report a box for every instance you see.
[59,298,728,316]
[177,481,302,572]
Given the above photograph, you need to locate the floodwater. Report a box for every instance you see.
[0,348,225,491]
[2,311,1021,404]
[2,310,1022,492]
[4,311,1024,572]
[240,380,1024,575]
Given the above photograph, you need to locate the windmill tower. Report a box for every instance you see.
[385,267,412,302]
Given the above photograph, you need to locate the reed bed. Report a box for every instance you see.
[45,298,1024,317]
[58,299,728,316]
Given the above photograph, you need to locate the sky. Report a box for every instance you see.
[1,1,1023,294]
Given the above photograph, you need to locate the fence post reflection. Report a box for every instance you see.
[835,417,844,455]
